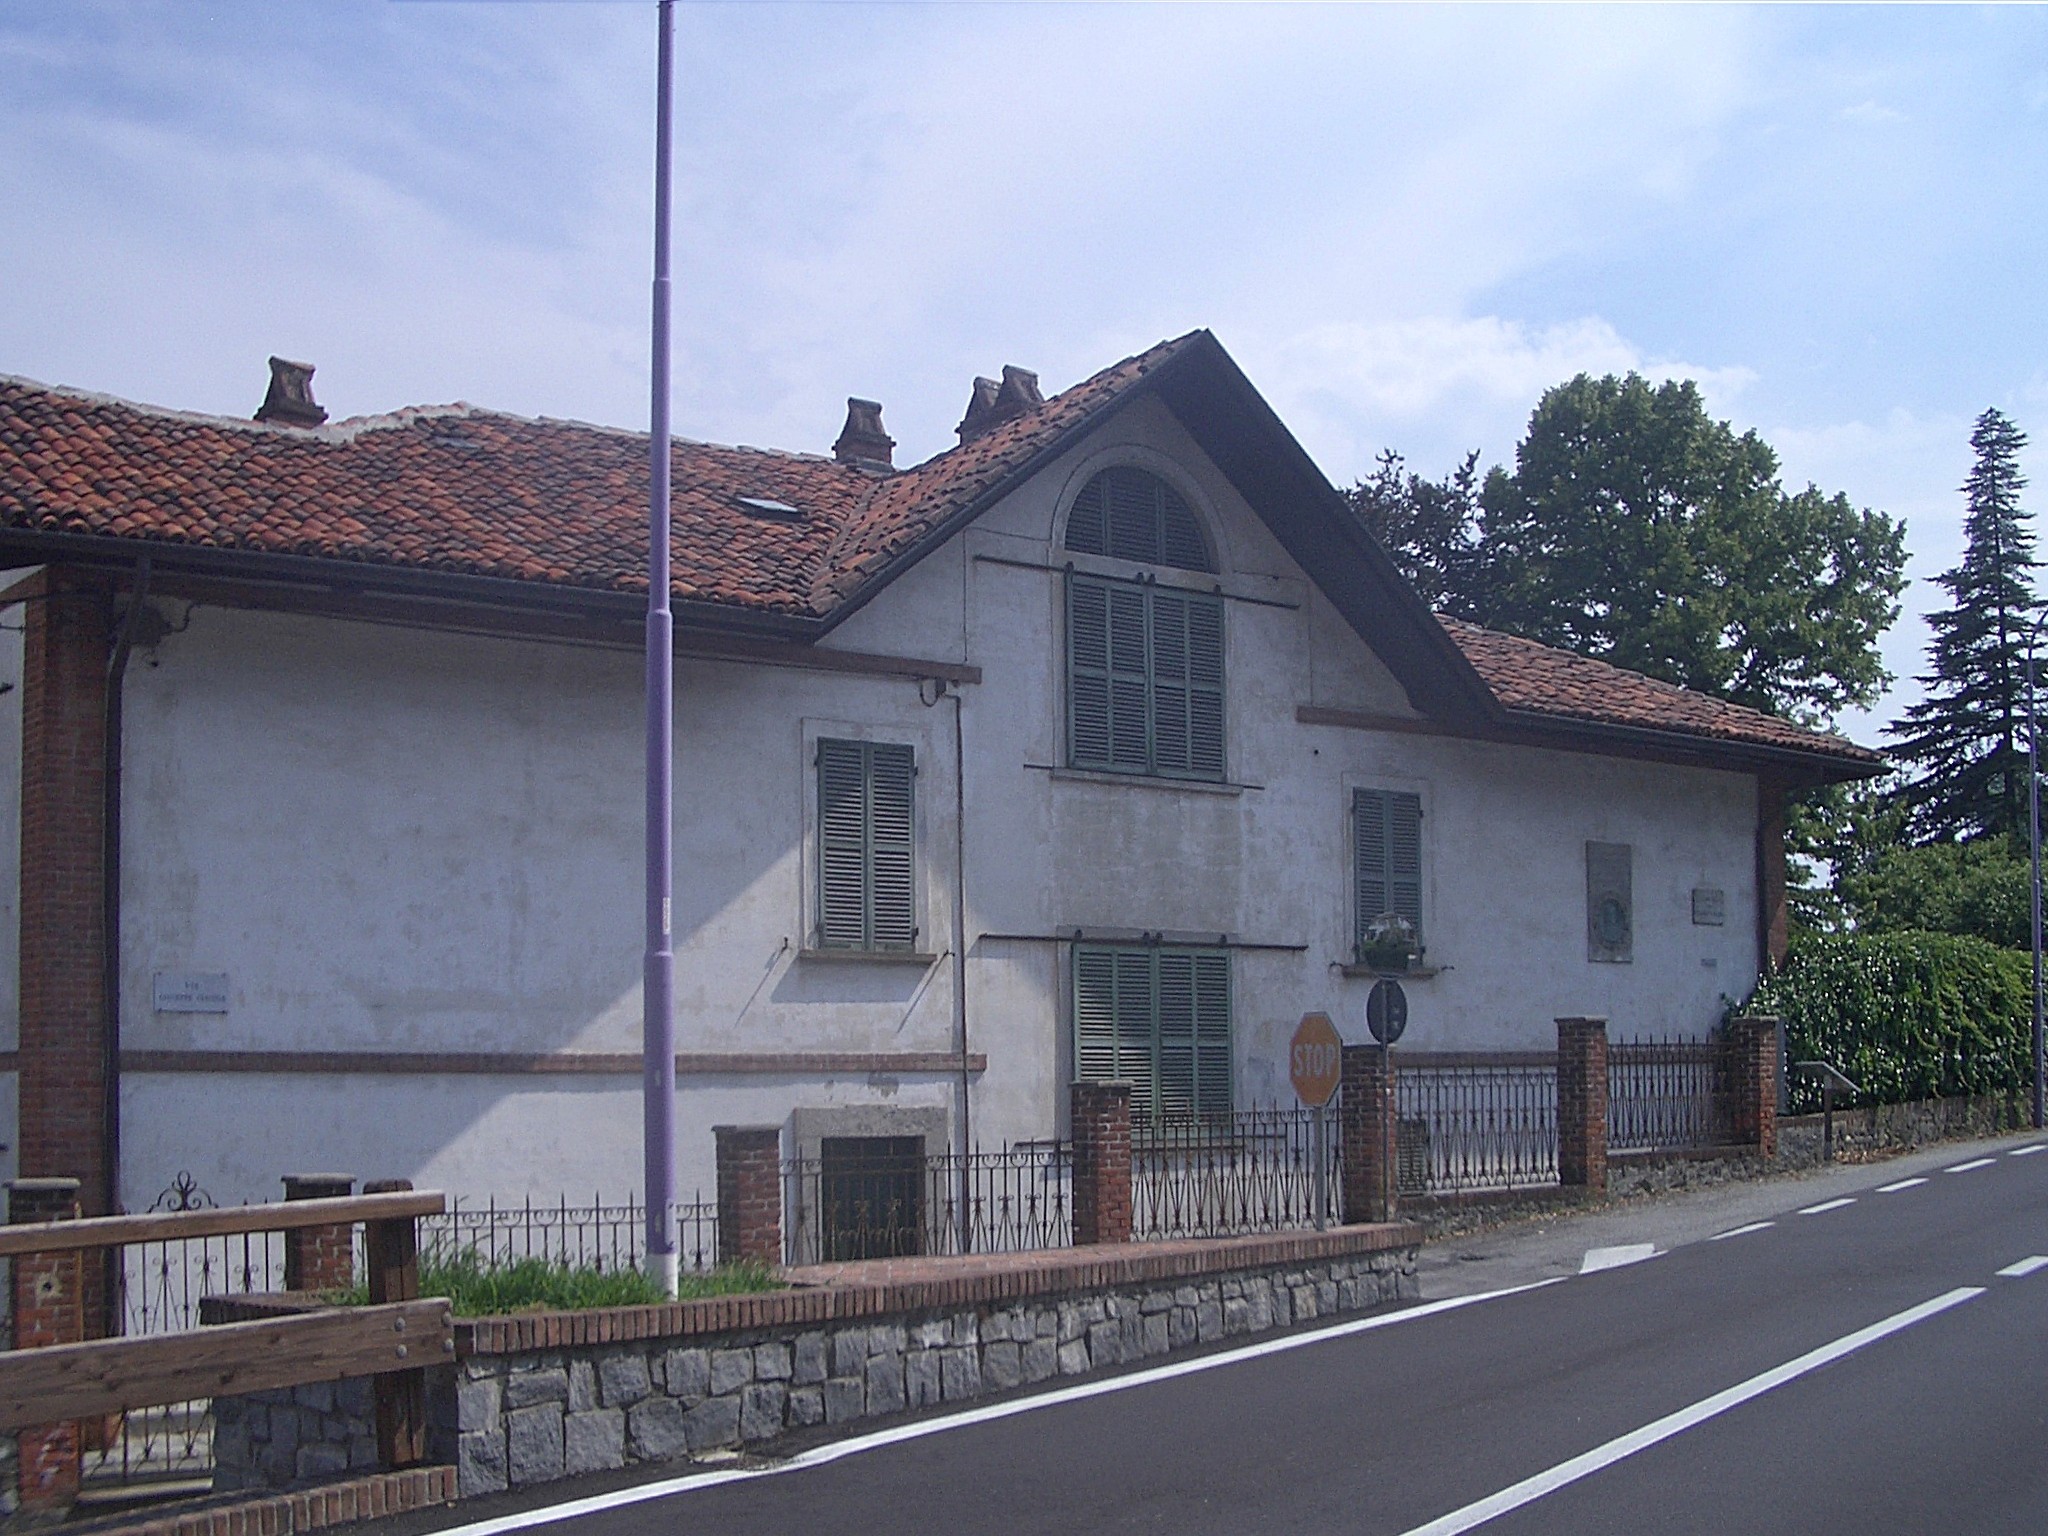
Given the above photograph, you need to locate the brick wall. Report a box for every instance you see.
[283,1174,358,1293]
[1069,1082,1132,1246]
[9,1177,84,1511]
[1728,1016,1780,1160]
[714,1127,782,1266]
[17,573,114,1214]
[1556,1017,1609,1193]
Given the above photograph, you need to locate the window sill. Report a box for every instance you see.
[797,948,942,967]
[1039,765,1249,797]
[1337,963,1445,980]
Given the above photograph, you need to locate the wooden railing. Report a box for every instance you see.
[0,1188,449,1479]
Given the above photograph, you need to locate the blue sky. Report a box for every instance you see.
[3,3,2045,742]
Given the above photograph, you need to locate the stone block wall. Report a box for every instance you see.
[212,1379,382,1492]
[427,1249,1412,1497]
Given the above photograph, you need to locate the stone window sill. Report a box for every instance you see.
[1337,963,1445,980]
[797,948,942,967]
[1041,765,1249,797]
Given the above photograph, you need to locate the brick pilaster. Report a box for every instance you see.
[1728,1016,1780,1159]
[1069,1081,1132,1246]
[17,572,115,1215]
[715,1126,783,1266]
[283,1173,357,1292]
[1556,1016,1609,1193]
[1340,1046,1398,1224]
[10,1176,84,1511]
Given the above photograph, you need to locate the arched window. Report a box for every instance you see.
[1062,467,1214,573]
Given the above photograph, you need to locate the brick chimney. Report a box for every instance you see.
[956,364,1043,444]
[832,397,894,473]
[254,357,327,428]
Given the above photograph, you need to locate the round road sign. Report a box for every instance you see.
[1289,1012,1344,1107]
[1366,978,1408,1046]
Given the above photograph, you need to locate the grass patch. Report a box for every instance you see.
[328,1252,782,1315]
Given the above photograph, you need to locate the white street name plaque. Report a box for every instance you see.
[152,971,230,1014]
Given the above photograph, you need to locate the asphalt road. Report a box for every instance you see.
[397,1133,2048,1536]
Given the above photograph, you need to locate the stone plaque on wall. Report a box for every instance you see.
[1585,843,1633,964]
[1692,887,1726,926]
[153,970,230,1013]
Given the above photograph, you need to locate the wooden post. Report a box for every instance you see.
[9,1177,83,1513]
[361,1178,425,1469]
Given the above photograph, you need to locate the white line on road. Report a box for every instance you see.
[1709,1221,1774,1241]
[1996,1256,2048,1278]
[1877,1178,1927,1193]
[1394,1287,1985,1536]
[1946,1158,1997,1174]
[1580,1244,1658,1273]
[415,1275,1569,1536]
[2010,1145,2047,1157]
[1797,1198,1856,1215]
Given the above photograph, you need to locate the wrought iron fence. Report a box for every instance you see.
[1396,1054,1558,1193]
[1131,1105,1341,1241]
[421,1193,720,1277]
[783,1141,1071,1265]
[1608,1036,1734,1152]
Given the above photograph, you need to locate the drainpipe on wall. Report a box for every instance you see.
[951,683,972,1251]
[101,552,151,1227]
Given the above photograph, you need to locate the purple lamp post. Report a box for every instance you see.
[643,0,679,1296]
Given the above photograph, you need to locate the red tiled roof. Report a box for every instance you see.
[0,340,1873,768]
[1441,617,1878,764]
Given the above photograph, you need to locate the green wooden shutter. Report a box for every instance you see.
[1186,594,1225,780]
[1354,788,1423,958]
[1154,950,1197,1120]
[1159,484,1212,572]
[867,743,916,950]
[1074,947,1120,1083]
[1068,578,1112,769]
[1065,475,1108,556]
[1192,950,1232,1118]
[818,740,870,948]
[1106,468,1163,565]
[1112,949,1155,1112]
[1150,590,1192,775]
[1105,584,1150,771]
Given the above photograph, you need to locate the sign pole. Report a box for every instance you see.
[1313,1102,1328,1232]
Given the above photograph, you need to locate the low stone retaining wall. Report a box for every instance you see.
[209,1225,1418,1501]
[1777,1092,2024,1167]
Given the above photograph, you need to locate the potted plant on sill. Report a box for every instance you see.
[1359,913,1422,974]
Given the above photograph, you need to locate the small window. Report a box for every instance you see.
[1067,574,1225,779]
[1354,789,1423,967]
[1063,467,1214,572]
[1073,945,1232,1123]
[816,739,916,950]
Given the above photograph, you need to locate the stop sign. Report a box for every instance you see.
[1289,1012,1344,1107]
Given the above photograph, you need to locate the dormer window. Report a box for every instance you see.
[1062,467,1214,572]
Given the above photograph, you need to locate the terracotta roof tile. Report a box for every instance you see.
[1441,617,1877,764]
[0,348,1871,767]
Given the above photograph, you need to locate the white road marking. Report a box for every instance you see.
[1395,1287,1985,1536]
[1580,1243,1658,1274]
[414,1275,1568,1536]
[1997,1256,2048,1278]
[1709,1222,1775,1242]
[1946,1158,1996,1174]
[2009,1144,2047,1157]
[1877,1178,1927,1193]
[1797,1198,1856,1215]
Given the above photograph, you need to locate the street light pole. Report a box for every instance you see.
[2030,625,2045,1131]
[642,0,680,1296]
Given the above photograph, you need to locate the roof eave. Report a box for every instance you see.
[1497,706,1884,787]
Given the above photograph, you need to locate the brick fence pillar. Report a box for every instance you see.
[1340,1045,1398,1224]
[715,1126,784,1266]
[16,574,115,1218]
[1556,1017,1609,1194]
[1070,1081,1132,1246]
[283,1173,357,1292]
[10,1176,84,1512]
[1728,1016,1781,1160]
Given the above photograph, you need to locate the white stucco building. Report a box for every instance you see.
[0,333,1877,1217]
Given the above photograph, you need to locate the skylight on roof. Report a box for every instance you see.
[734,495,802,520]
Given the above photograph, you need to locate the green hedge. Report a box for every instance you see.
[1745,931,2035,1113]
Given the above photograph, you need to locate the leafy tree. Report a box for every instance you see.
[1888,408,2037,844]
[1837,839,2032,948]
[1353,373,1906,726]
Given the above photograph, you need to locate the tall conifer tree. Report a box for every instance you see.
[1890,408,2037,843]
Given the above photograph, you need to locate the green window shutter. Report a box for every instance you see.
[1065,474,1109,557]
[1186,594,1225,780]
[1069,575,1225,780]
[818,740,870,948]
[817,738,915,950]
[1192,950,1232,1119]
[1068,578,1112,769]
[1062,468,1214,573]
[1112,948,1155,1113]
[1354,788,1423,959]
[1107,468,1163,565]
[1105,584,1150,771]
[1154,950,1197,1120]
[867,743,916,949]
[1150,590,1192,775]
[1074,947,1120,1083]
